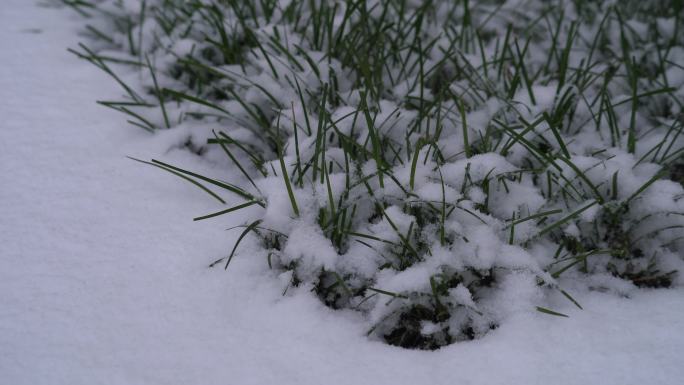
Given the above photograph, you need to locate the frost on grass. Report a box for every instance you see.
[63,0,684,349]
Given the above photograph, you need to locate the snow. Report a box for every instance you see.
[1,1,684,384]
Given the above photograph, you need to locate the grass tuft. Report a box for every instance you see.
[66,0,684,349]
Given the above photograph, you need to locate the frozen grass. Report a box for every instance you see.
[61,0,684,349]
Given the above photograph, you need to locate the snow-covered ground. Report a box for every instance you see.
[1,1,684,384]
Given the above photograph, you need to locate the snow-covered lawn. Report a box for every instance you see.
[1,1,684,384]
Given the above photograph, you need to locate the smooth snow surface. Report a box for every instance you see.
[1,2,683,384]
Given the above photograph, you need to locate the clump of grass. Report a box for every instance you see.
[63,0,684,349]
